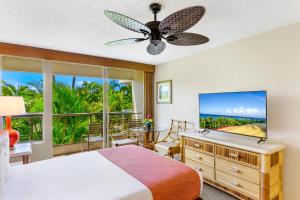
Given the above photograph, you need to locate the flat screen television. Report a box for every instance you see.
[199,91,267,139]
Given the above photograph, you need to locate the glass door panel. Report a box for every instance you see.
[1,56,43,142]
[107,68,144,147]
[52,62,105,155]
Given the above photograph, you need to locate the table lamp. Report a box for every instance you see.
[0,96,26,148]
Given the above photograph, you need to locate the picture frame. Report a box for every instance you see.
[156,80,172,104]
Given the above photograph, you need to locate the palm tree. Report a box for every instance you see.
[2,81,30,96]
[72,77,76,91]
[2,77,134,145]
[28,80,43,94]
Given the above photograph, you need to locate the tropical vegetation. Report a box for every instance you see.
[2,76,134,145]
[200,116,266,130]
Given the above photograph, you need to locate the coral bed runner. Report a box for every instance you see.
[99,145,201,200]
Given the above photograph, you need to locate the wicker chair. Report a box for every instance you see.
[129,119,144,129]
[81,122,103,151]
[128,119,144,145]
[154,119,187,158]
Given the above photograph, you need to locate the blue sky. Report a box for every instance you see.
[199,91,266,118]
[3,71,104,87]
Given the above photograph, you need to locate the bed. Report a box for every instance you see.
[0,132,202,200]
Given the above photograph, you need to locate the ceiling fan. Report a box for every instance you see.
[104,3,209,55]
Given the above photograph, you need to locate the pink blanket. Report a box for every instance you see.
[99,145,200,200]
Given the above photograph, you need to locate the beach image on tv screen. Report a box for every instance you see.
[199,91,267,138]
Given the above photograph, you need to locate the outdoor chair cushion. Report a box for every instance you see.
[111,138,138,147]
[83,136,103,143]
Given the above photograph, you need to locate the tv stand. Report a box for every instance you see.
[180,131,286,200]
[257,138,267,144]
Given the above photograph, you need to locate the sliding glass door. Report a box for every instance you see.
[106,68,144,147]
[0,56,145,159]
[51,63,145,153]
[51,62,105,155]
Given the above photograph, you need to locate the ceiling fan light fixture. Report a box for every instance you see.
[147,41,166,55]
[150,39,162,45]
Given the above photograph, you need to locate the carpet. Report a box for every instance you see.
[201,183,238,200]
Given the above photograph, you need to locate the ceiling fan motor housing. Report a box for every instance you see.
[145,21,162,45]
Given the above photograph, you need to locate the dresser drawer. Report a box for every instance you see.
[216,158,260,184]
[216,170,260,200]
[185,147,214,167]
[185,158,215,180]
[184,138,214,154]
[215,145,260,168]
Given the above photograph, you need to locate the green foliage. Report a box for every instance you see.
[109,80,133,112]
[2,78,133,145]
[2,80,43,142]
[200,116,265,130]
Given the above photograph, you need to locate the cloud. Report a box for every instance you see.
[75,81,89,86]
[226,107,265,117]
[226,109,232,114]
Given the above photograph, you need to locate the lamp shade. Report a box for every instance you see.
[0,96,26,116]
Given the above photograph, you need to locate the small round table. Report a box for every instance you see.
[131,127,168,150]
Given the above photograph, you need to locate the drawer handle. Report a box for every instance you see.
[195,167,203,172]
[230,181,241,188]
[193,143,202,148]
[194,156,202,160]
[231,167,240,173]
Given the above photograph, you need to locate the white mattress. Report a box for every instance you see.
[4,151,152,200]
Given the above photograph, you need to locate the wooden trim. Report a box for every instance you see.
[0,42,155,72]
[144,72,154,117]
[261,172,270,200]
[215,144,260,168]
[180,136,185,162]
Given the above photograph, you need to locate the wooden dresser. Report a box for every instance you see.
[180,131,285,200]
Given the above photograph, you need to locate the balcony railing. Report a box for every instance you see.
[11,113,43,142]
[8,112,142,155]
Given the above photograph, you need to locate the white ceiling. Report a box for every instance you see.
[0,0,300,65]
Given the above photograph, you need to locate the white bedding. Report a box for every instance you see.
[4,151,153,200]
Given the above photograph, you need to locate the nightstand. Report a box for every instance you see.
[10,143,32,164]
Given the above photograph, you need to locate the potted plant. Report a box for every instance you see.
[143,114,153,131]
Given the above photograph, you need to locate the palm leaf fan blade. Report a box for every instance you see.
[104,10,151,34]
[166,33,209,46]
[105,38,147,46]
[159,6,205,35]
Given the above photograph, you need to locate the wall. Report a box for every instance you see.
[0,56,2,129]
[131,72,145,118]
[155,22,300,200]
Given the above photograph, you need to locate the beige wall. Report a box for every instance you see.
[155,22,300,200]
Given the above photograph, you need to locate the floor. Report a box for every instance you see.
[201,183,237,200]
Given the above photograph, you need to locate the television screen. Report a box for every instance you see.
[199,91,267,138]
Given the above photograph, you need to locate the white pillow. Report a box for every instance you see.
[4,131,9,182]
[0,131,9,200]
